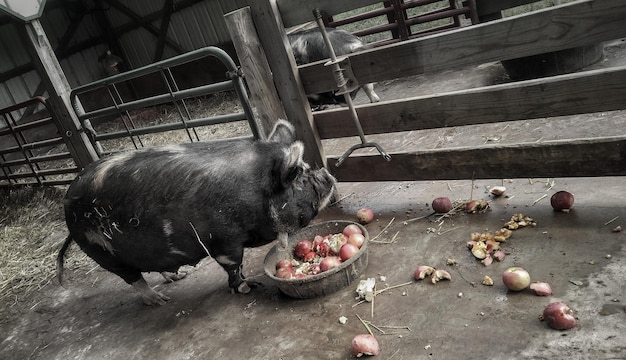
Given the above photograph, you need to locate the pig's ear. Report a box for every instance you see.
[279,141,305,187]
[268,119,296,145]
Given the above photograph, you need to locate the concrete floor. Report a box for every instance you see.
[2,41,626,360]
[1,177,625,359]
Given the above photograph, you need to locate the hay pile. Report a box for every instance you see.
[0,186,90,315]
[93,92,251,154]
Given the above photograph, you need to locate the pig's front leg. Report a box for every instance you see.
[215,257,250,294]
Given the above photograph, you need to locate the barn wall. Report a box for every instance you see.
[0,0,250,116]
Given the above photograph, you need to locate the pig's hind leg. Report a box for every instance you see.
[74,236,171,305]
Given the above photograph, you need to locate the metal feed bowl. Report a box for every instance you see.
[264,220,369,299]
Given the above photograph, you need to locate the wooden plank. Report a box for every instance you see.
[276,0,381,28]
[249,0,326,168]
[327,136,626,181]
[23,20,98,169]
[474,0,541,17]
[224,7,288,137]
[298,0,626,94]
[314,65,626,139]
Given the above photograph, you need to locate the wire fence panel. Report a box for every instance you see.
[0,97,80,188]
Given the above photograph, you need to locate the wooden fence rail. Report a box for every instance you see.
[231,0,626,180]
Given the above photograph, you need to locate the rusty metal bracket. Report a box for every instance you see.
[323,56,359,95]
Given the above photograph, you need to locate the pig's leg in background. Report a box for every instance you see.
[161,270,188,282]
[362,83,380,103]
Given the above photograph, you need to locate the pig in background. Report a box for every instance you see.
[287,28,380,109]
[57,120,336,305]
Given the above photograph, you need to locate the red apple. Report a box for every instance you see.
[347,233,366,249]
[356,208,374,224]
[275,259,293,270]
[339,243,359,261]
[343,224,362,238]
[502,266,531,291]
[294,240,312,259]
[320,256,342,272]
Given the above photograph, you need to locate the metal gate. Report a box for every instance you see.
[0,97,80,188]
[70,46,261,157]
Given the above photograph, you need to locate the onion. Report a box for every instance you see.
[275,267,294,279]
[275,259,293,270]
[294,240,312,259]
[490,186,506,196]
[347,233,366,249]
[316,241,331,257]
[414,265,435,280]
[551,191,574,212]
[430,269,451,284]
[320,256,342,272]
[309,263,321,275]
[312,235,324,252]
[302,251,317,262]
[502,266,531,291]
[432,197,452,213]
[343,224,363,238]
[356,208,374,224]
[339,243,359,261]
[351,334,380,357]
[493,250,506,261]
[542,302,577,330]
[530,282,552,296]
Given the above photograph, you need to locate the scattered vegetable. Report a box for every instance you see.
[541,302,577,330]
[490,186,507,196]
[530,282,553,296]
[430,269,451,284]
[432,197,453,213]
[351,334,380,357]
[414,265,435,280]
[465,199,490,213]
[502,267,531,291]
[356,208,375,224]
[550,190,574,212]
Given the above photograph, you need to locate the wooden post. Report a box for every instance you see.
[22,19,98,169]
[248,0,326,169]
[224,7,287,137]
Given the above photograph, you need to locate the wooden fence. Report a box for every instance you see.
[226,0,626,181]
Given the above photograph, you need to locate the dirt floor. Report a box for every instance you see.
[1,39,626,359]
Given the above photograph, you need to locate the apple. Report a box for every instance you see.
[502,266,531,291]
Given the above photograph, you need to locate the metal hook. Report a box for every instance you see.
[312,9,391,167]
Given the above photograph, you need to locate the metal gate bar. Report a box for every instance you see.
[70,46,261,155]
[0,97,79,188]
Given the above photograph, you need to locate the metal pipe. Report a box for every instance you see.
[312,8,391,167]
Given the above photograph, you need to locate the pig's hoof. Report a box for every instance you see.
[141,291,171,306]
[161,271,187,283]
[132,278,171,305]
[232,282,251,294]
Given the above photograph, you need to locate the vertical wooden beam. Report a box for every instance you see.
[154,0,174,62]
[22,19,98,169]
[224,7,287,136]
[248,0,326,168]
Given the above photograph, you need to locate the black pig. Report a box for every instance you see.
[288,28,380,108]
[57,120,336,305]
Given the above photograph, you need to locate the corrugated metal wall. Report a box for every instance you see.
[0,0,250,114]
